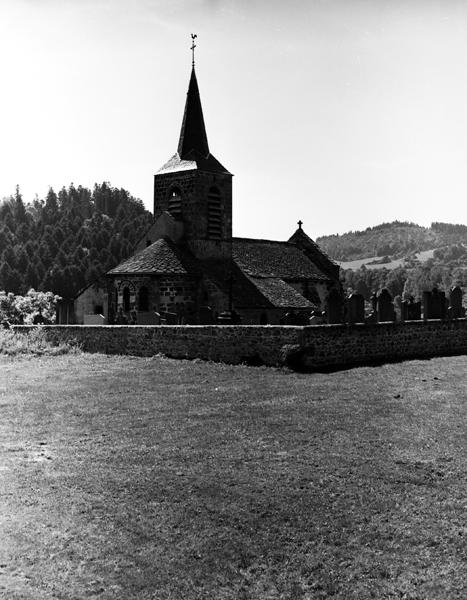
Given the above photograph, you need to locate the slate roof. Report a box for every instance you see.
[107,235,326,310]
[249,277,316,309]
[157,151,230,175]
[107,238,199,276]
[178,67,210,159]
[288,227,340,280]
[232,238,330,281]
[201,260,318,310]
[157,67,230,176]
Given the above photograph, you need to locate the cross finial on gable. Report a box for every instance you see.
[298,220,303,230]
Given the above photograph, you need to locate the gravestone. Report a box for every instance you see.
[283,310,298,325]
[377,288,395,322]
[402,296,421,321]
[347,293,365,324]
[199,306,215,324]
[309,311,325,325]
[422,290,431,320]
[432,288,446,319]
[448,286,464,318]
[160,311,178,324]
[424,288,446,319]
[326,289,344,324]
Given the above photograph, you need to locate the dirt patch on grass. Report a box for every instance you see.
[1,354,466,599]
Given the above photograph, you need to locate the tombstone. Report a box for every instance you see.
[448,286,464,319]
[365,311,377,324]
[217,311,234,324]
[294,312,309,325]
[409,301,421,320]
[347,293,365,324]
[199,306,215,324]
[403,296,421,321]
[283,310,301,325]
[422,291,431,320]
[309,311,325,325]
[432,288,446,319]
[401,300,408,322]
[161,311,178,325]
[377,288,395,322]
[326,289,344,324]
[424,288,446,320]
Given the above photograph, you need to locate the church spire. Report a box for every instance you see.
[177,36,210,159]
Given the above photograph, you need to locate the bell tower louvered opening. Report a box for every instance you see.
[207,187,222,239]
[168,187,182,219]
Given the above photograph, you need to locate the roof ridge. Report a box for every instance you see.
[233,237,293,245]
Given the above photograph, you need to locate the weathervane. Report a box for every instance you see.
[190,33,197,67]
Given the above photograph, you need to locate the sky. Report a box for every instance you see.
[1,0,467,240]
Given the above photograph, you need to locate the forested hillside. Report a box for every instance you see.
[317,221,467,262]
[0,183,153,298]
[322,221,467,301]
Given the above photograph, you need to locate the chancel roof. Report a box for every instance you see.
[107,238,198,276]
[232,238,330,281]
[248,277,317,309]
[200,259,318,310]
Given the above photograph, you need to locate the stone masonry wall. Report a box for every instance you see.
[17,325,302,366]
[299,319,467,369]
[13,318,467,369]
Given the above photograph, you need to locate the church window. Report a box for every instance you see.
[168,187,182,219]
[139,286,149,311]
[207,187,222,239]
[122,287,131,312]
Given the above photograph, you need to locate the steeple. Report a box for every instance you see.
[177,67,210,159]
[154,37,232,245]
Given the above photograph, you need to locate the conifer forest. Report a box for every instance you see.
[0,183,152,298]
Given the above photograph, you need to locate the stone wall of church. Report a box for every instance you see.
[108,275,199,323]
[14,318,467,369]
[153,170,232,243]
[74,282,107,324]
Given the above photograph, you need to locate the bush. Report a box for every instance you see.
[0,289,60,325]
[0,328,80,356]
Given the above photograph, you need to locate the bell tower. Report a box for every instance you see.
[154,38,232,257]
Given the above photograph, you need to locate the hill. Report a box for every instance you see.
[316,221,467,300]
[317,221,467,262]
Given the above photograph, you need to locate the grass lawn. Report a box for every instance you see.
[1,353,467,599]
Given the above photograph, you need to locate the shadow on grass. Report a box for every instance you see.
[289,350,466,373]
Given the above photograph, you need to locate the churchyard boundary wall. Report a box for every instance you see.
[11,320,467,370]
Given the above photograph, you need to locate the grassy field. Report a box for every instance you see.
[338,249,436,271]
[1,353,467,599]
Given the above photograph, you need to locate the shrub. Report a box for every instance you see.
[0,328,80,356]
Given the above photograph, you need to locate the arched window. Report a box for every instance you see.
[168,187,182,219]
[207,187,222,239]
[138,286,149,311]
[122,287,131,312]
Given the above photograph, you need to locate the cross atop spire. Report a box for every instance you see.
[177,62,210,159]
[190,33,197,68]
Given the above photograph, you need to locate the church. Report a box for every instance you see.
[73,58,340,325]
